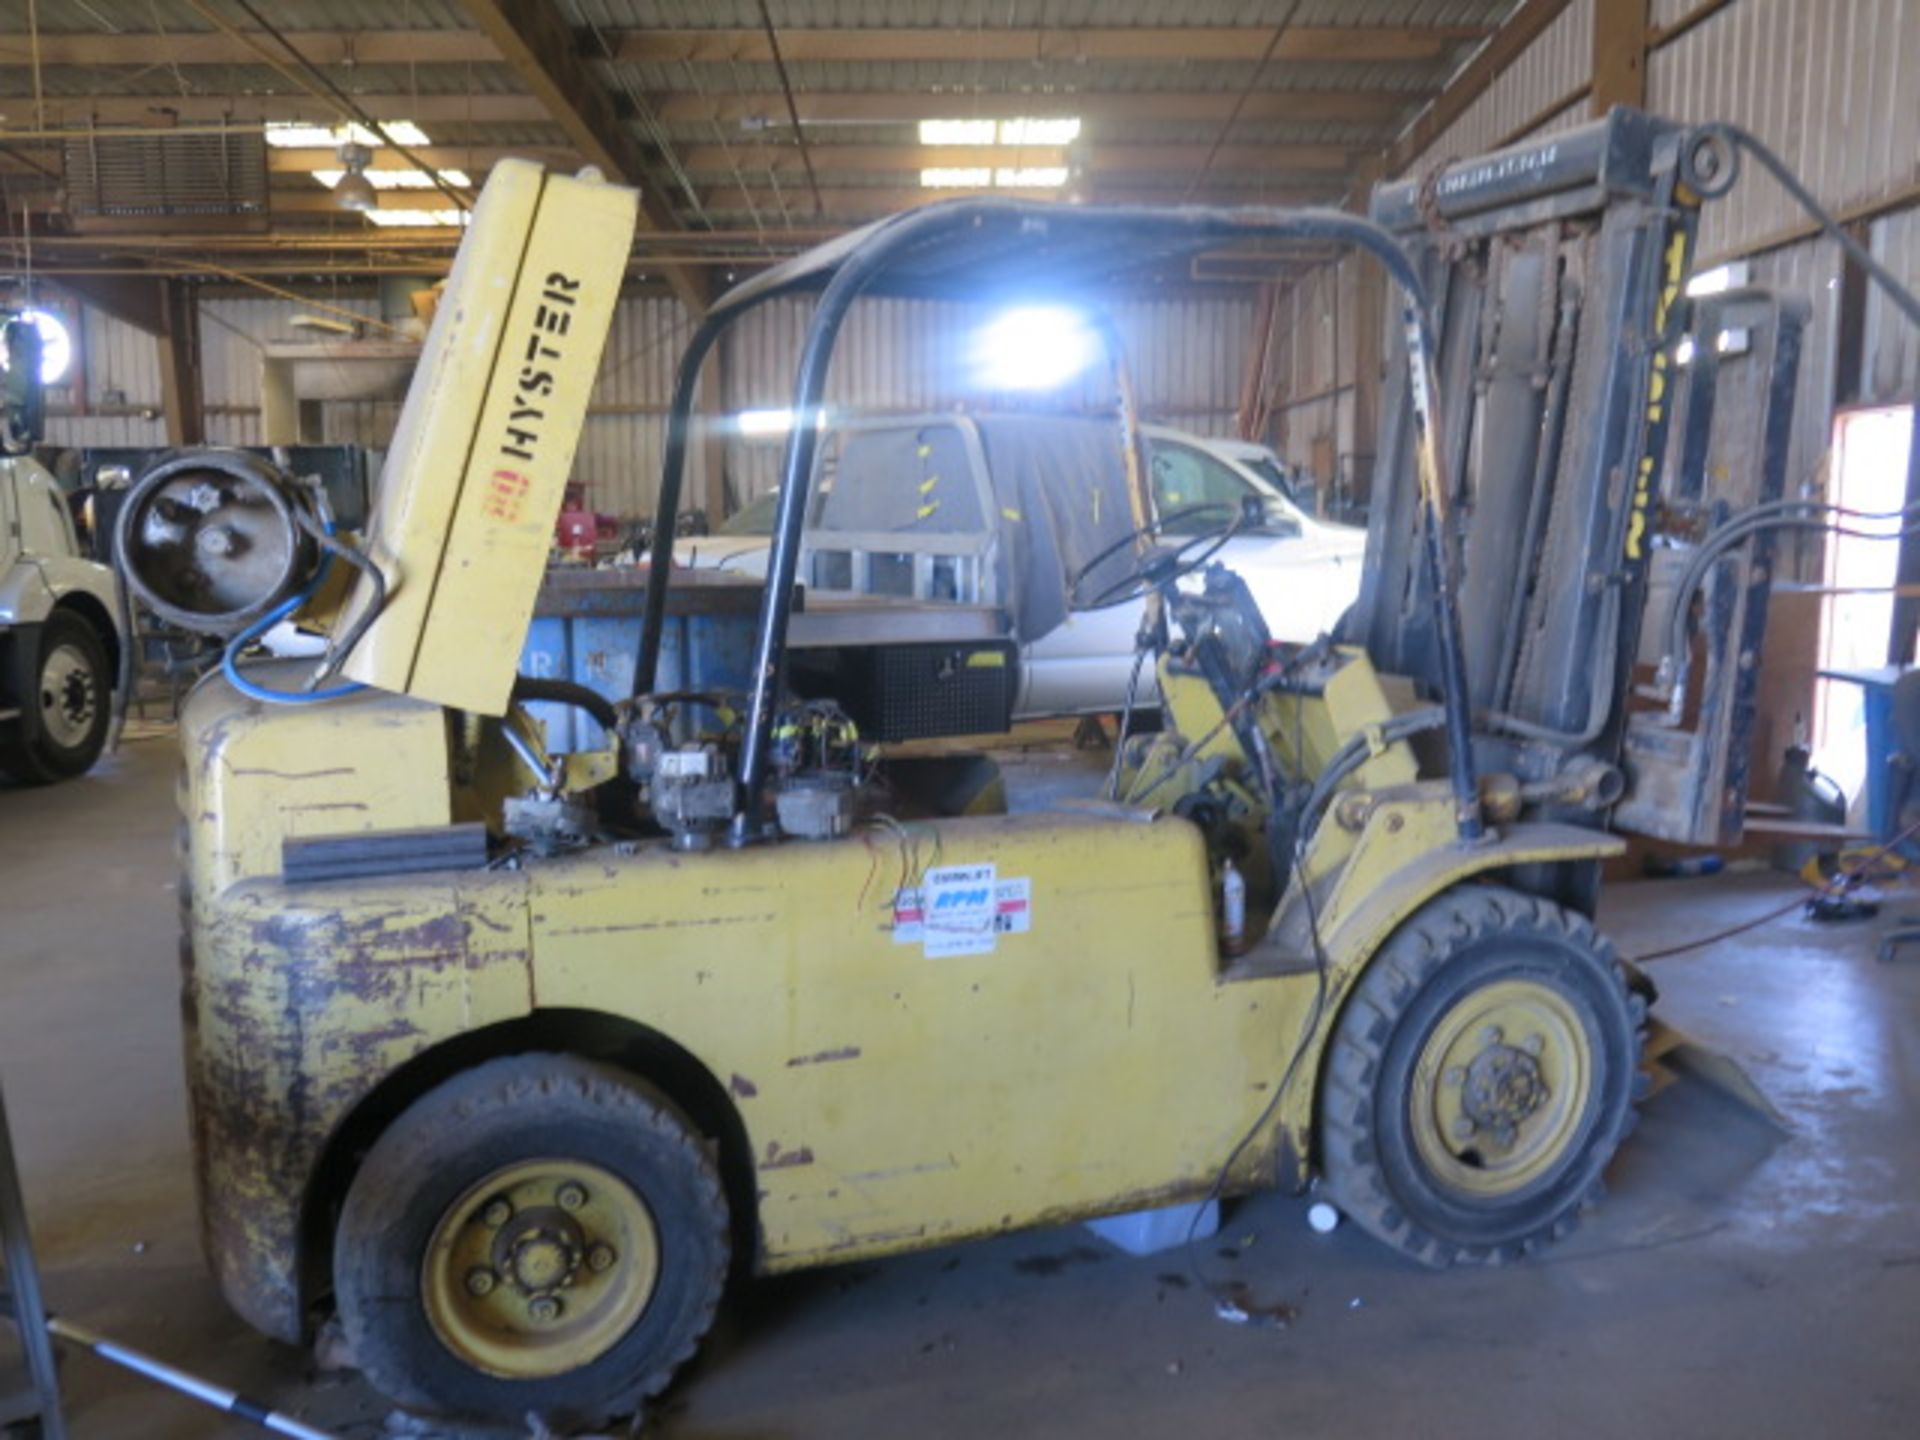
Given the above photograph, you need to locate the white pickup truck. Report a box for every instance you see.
[0,318,125,784]
[680,415,1364,718]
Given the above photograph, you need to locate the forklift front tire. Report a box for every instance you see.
[1319,884,1644,1266]
[333,1053,730,1428]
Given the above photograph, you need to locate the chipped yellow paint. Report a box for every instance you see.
[179,664,1623,1341]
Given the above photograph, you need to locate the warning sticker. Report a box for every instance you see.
[892,865,1031,956]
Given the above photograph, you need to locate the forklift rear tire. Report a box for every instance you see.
[333,1053,729,1427]
[1318,884,1644,1266]
[0,611,111,785]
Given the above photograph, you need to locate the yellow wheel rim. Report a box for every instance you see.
[1409,980,1593,1199]
[421,1159,660,1380]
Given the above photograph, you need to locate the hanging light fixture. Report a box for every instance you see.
[333,141,378,213]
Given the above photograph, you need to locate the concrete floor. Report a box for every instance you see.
[4,731,1919,1438]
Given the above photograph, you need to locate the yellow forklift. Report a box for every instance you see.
[120,111,1911,1426]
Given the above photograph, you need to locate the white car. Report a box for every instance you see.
[675,416,1364,718]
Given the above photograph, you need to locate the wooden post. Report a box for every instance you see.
[157,279,204,446]
[1346,155,1387,513]
[1590,0,1650,115]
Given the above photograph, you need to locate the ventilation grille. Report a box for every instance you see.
[63,130,268,220]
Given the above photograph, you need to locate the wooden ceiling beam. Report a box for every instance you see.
[0,29,495,67]
[680,142,1357,174]
[454,0,707,313]
[2,94,555,127]
[614,25,1493,66]
[0,24,1491,71]
[657,90,1422,127]
[1387,0,1579,173]
[699,182,1342,219]
[263,145,577,173]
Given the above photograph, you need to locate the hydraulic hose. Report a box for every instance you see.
[220,515,379,705]
[1658,500,1920,689]
[511,675,620,734]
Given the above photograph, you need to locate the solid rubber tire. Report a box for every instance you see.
[333,1053,730,1427]
[1318,883,1645,1266]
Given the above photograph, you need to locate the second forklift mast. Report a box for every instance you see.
[1349,109,1808,897]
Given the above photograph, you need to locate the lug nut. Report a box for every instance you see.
[1477,1025,1504,1048]
[527,1295,563,1324]
[464,1267,497,1297]
[1451,1117,1477,1141]
[556,1182,589,1211]
[587,1244,616,1273]
[1442,1066,1465,1087]
[481,1199,513,1228]
[1522,1033,1545,1056]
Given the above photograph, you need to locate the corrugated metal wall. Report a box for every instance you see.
[1267,0,1920,503]
[1264,261,1358,503]
[49,287,1253,522]
[718,292,1255,507]
[1411,0,1596,168]
[1647,0,1920,264]
[41,303,168,450]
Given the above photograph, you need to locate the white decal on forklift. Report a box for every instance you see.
[891,867,1030,954]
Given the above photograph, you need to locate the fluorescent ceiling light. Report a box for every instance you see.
[921,167,992,188]
[265,120,432,148]
[918,117,1082,147]
[313,167,473,191]
[919,119,997,145]
[364,208,469,227]
[995,167,1069,187]
[998,117,1080,145]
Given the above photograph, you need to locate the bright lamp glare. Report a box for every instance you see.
[737,408,794,437]
[4,309,72,385]
[972,306,1098,391]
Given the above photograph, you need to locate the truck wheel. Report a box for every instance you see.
[334,1054,729,1428]
[1,610,111,784]
[1318,884,1643,1266]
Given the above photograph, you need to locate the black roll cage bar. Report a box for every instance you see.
[632,198,1483,847]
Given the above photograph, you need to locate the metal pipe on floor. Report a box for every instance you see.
[46,1316,341,1440]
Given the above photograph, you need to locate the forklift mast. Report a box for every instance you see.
[1350,108,1807,864]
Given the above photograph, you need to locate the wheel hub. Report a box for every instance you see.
[38,643,97,748]
[1409,979,1594,1198]
[421,1160,659,1379]
[499,1215,584,1293]
[1461,1043,1549,1134]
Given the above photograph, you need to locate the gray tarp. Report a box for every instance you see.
[809,412,1141,643]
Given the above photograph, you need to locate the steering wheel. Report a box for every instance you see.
[1068,502,1242,611]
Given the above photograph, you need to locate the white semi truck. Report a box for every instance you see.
[0,314,125,784]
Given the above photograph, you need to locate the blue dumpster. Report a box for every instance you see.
[520,567,764,752]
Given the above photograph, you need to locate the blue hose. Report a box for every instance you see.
[220,546,369,705]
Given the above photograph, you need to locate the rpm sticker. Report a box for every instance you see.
[893,864,1031,956]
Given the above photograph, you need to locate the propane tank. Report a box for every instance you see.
[115,449,323,634]
[1220,858,1247,951]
